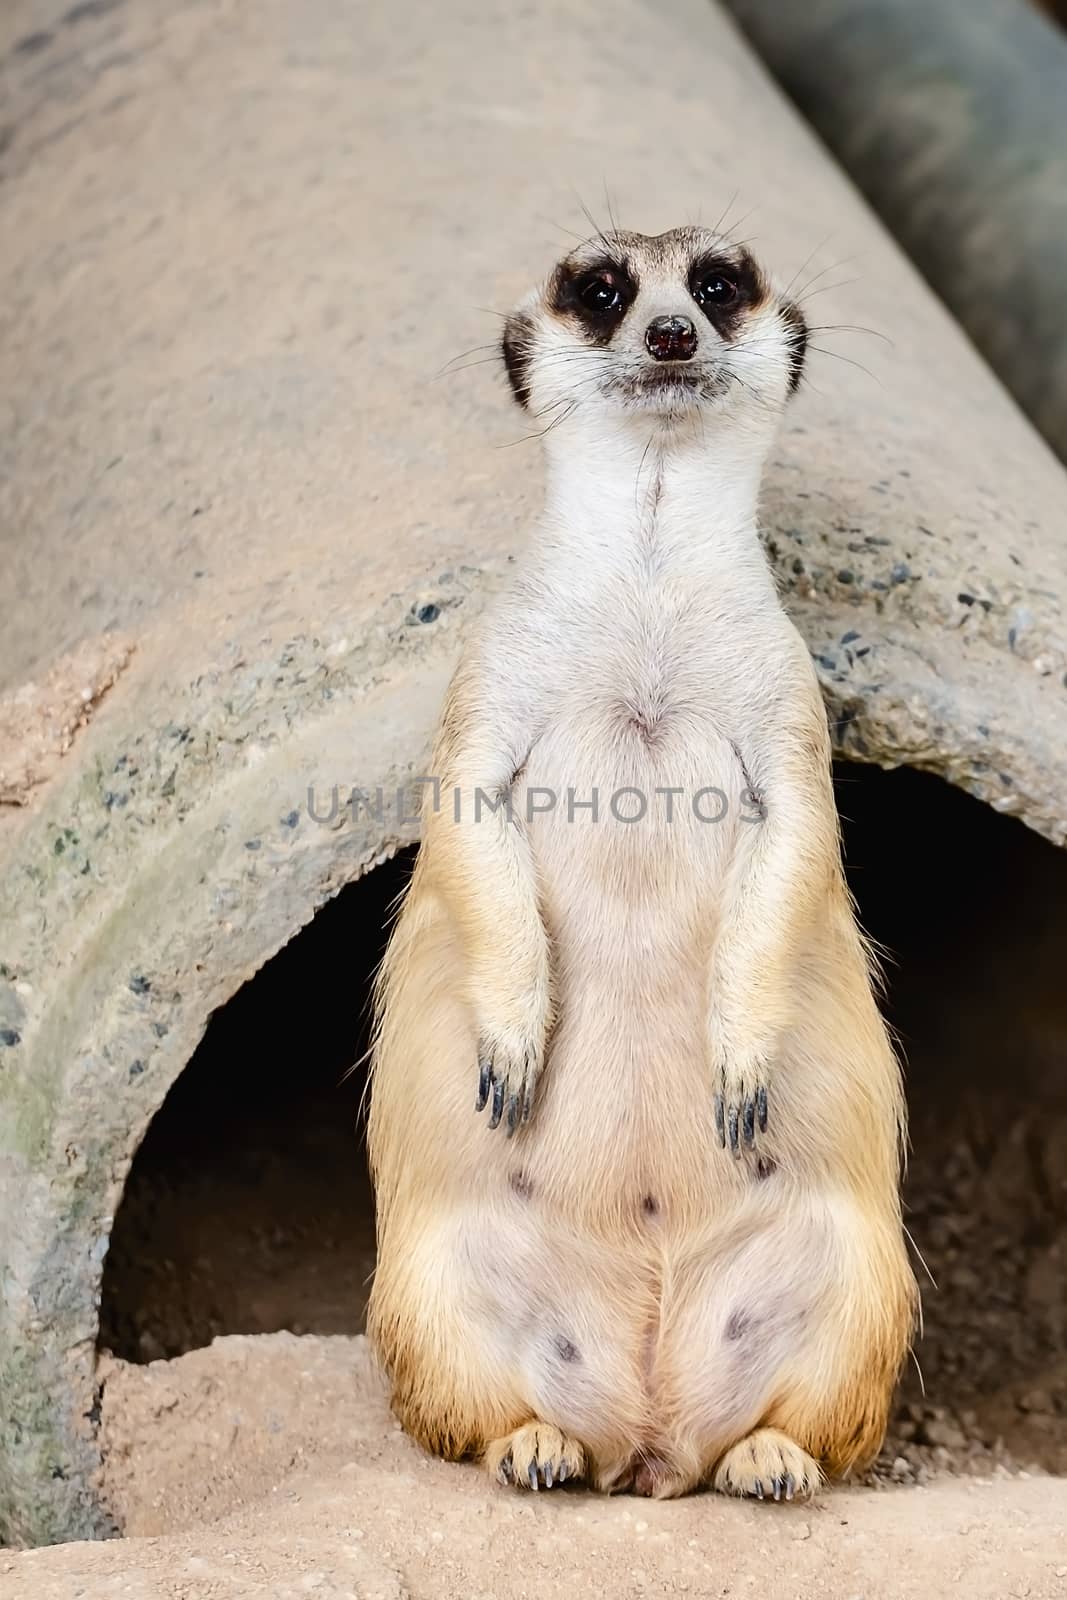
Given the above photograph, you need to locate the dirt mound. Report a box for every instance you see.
[96,1334,388,1538]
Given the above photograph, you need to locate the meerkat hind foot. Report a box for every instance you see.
[486,1422,587,1490]
[713,1427,820,1502]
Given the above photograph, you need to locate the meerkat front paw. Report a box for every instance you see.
[474,976,550,1135]
[714,1075,769,1157]
[476,1025,543,1135]
[711,1034,771,1157]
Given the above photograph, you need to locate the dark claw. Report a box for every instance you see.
[754,1478,764,1500]
[528,1461,539,1491]
[757,1085,768,1132]
[728,1105,740,1156]
[714,1095,725,1147]
[772,1476,783,1502]
[476,1061,491,1112]
[506,1092,521,1137]
[742,1098,756,1146]
[499,1454,514,1485]
[544,1459,554,1488]
[558,1459,569,1483]
[489,1077,505,1130]
[522,1079,535,1122]
[784,1472,796,1501]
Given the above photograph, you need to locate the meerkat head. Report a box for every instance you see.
[502,226,807,434]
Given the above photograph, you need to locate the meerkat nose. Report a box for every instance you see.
[645,315,698,362]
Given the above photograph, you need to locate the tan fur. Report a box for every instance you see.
[367,227,917,1499]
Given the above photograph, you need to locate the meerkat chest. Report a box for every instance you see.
[513,587,760,928]
[524,561,767,788]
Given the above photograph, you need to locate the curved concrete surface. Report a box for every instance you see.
[2,0,1066,1547]
[720,0,1067,463]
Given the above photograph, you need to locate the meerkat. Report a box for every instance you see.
[367,225,917,1501]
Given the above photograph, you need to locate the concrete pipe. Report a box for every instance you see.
[720,0,1067,463]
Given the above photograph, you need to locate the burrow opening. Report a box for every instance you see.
[99,847,415,1363]
[99,766,1067,1479]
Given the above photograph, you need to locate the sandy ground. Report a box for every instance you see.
[2,1334,1066,1599]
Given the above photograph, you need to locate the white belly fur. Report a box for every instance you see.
[512,698,758,1217]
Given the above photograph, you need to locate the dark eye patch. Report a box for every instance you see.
[687,247,768,339]
[549,255,638,345]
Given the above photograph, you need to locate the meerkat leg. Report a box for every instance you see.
[657,1182,912,1500]
[420,654,555,1132]
[760,1244,913,1486]
[486,1422,587,1490]
[712,1427,820,1500]
[371,1198,622,1488]
[424,796,550,1131]
[710,716,838,1156]
[368,1201,535,1464]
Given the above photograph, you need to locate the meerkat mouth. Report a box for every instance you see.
[606,365,730,409]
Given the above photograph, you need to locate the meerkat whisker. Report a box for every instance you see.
[807,346,882,385]
[795,276,863,305]
[806,323,894,346]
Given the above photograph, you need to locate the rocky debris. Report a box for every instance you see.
[873,1110,1067,1485]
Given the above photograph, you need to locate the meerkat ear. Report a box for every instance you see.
[780,298,808,397]
[501,312,534,411]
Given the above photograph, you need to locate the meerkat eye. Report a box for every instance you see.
[693,273,738,308]
[577,274,625,315]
